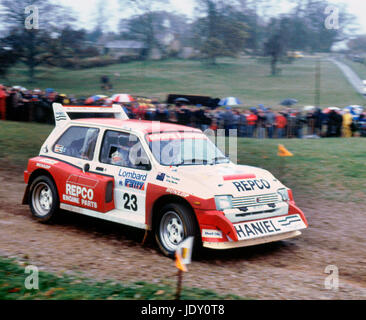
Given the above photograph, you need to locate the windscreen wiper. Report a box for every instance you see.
[210,156,229,164]
[175,159,208,166]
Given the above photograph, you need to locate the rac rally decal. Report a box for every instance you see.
[63,175,98,209]
[233,179,271,192]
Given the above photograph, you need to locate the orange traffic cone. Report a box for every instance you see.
[278,144,294,157]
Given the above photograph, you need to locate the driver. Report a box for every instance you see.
[111,135,130,166]
[110,134,137,166]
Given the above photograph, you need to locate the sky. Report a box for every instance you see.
[57,0,366,36]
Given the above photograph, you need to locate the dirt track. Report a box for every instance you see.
[0,165,365,300]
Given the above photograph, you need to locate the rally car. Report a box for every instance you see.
[23,104,308,257]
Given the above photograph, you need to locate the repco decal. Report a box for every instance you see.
[233,179,271,192]
[62,175,98,209]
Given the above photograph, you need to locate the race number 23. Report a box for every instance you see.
[123,193,138,211]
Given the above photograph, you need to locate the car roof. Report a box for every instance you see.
[73,118,202,134]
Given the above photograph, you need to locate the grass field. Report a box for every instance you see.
[1,120,365,202]
[0,257,241,300]
[1,56,364,107]
[341,57,366,83]
[1,120,365,299]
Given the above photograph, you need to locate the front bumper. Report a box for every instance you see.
[203,231,302,249]
[196,202,307,249]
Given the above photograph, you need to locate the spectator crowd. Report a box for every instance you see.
[1,84,366,138]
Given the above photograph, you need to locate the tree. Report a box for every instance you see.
[284,0,355,52]
[0,0,75,82]
[86,0,107,43]
[118,0,170,59]
[0,42,19,81]
[234,0,275,54]
[44,28,100,68]
[263,17,290,76]
[194,0,248,64]
[347,35,366,53]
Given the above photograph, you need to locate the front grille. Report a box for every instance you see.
[232,193,280,208]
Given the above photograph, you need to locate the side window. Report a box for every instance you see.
[100,130,151,170]
[53,126,99,160]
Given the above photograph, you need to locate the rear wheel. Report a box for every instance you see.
[29,175,59,223]
[155,202,199,257]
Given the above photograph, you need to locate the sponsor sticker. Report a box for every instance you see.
[36,163,50,169]
[39,158,58,165]
[125,179,145,190]
[118,170,147,190]
[156,172,166,181]
[62,175,98,209]
[165,174,180,185]
[166,188,189,198]
[232,179,271,192]
[202,229,223,239]
[54,144,65,154]
[118,169,147,181]
[234,214,306,241]
[55,111,67,121]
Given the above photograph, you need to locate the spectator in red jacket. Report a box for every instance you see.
[0,85,7,120]
[246,111,258,138]
[276,112,287,138]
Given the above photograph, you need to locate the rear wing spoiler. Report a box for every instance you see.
[53,103,129,126]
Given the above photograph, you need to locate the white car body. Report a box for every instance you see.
[23,104,308,256]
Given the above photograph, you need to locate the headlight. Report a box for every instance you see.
[215,195,233,211]
[277,188,289,201]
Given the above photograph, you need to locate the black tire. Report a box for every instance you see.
[28,175,59,223]
[154,202,200,258]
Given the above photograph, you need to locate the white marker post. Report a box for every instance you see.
[175,236,194,300]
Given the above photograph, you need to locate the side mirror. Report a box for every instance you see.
[83,163,90,173]
[134,158,151,171]
[138,161,151,171]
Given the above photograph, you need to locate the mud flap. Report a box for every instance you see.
[22,185,30,205]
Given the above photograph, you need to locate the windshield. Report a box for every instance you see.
[147,132,229,166]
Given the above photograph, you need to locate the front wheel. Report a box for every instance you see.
[29,175,59,223]
[155,203,199,257]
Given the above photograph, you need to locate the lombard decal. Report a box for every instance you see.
[232,179,271,192]
[118,170,147,190]
[166,188,189,198]
[118,169,147,181]
[36,163,51,170]
[62,175,98,209]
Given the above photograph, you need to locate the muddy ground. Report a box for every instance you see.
[0,165,365,299]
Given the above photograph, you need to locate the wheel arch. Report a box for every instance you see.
[23,169,57,205]
[150,195,199,232]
